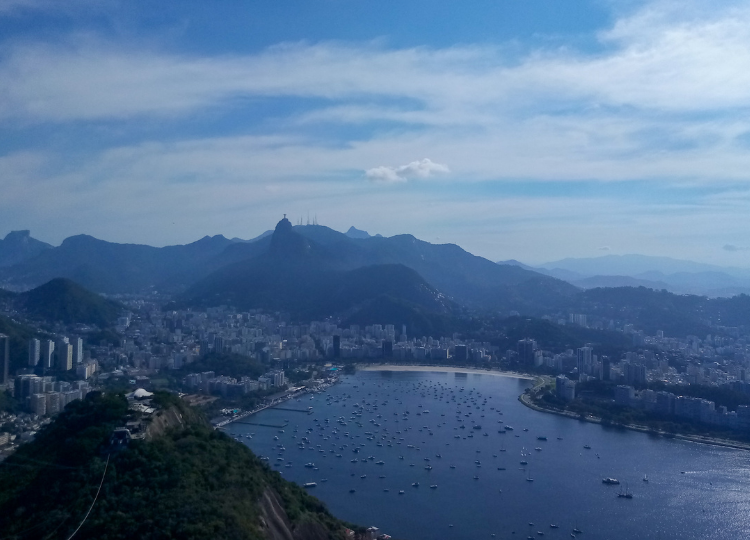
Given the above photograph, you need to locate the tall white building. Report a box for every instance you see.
[57,342,73,371]
[30,393,47,415]
[46,392,61,415]
[0,334,8,386]
[41,340,55,369]
[73,338,84,364]
[28,338,40,367]
[577,346,593,376]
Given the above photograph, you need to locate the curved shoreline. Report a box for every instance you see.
[357,364,750,450]
[357,363,750,451]
[518,387,750,452]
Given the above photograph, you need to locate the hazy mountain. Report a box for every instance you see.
[572,286,750,337]
[540,254,750,277]
[0,234,239,293]
[0,221,577,315]
[12,278,123,327]
[346,226,380,239]
[0,230,52,268]
[498,260,585,282]
[290,225,578,313]
[240,229,273,243]
[525,254,750,297]
[497,259,538,272]
[572,275,671,291]
[181,218,458,331]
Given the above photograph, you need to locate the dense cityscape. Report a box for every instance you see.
[5,1,750,538]
[4,290,750,461]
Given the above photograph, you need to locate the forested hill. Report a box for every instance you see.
[0,392,363,540]
[17,278,124,327]
[0,315,41,376]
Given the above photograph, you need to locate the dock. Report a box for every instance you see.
[233,420,289,428]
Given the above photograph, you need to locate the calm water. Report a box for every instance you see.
[226,370,750,540]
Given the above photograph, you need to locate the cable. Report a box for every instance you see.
[65,453,110,540]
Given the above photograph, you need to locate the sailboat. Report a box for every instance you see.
[526,466,534,482]
[643,474,649,482]
[617,484,633,499]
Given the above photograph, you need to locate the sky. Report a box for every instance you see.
[2,0,750,266]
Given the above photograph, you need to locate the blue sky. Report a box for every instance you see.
[2,0,750,266]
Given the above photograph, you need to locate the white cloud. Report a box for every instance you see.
[366,159,449,183]
[2,2,750,122]
[7,0,750,265]
[3,1,750,187]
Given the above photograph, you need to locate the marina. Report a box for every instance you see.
[227,369,750,540]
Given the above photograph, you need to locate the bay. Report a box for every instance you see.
[226,369,750,540]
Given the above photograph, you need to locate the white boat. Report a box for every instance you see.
[303,482,317,488]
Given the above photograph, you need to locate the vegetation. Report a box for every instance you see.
[86,328,122,347]
[343,294,468,338]
[18,278,123,327]
[0,389,21,415]
[0,391,356,540]
[533,384,750,444]
[574,286,750,337]
[0,314,40,374]
[489,316,632,357]
[174,352,266,380]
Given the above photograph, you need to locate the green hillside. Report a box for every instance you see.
[0,315,39,375]
[18,278,123,327]
[0,392,360,540]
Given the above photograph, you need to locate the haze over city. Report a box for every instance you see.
[8,2,750,540]
[3,0,750,265]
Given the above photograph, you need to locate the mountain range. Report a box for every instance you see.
[500,254,750,297]
[6,222,750,339]
[1,277,123,327]
[0,230,52,268]
[0,220,575,317]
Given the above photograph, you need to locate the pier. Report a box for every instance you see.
[233,420,289,428]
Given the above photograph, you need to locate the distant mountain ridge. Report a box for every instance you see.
[0,230,52,268]
[2,278,123,327]
[540,254,750,278]
[180,218,461,333]
[501,254,750,298]
[0,233,240,293]
[0,221,574,316]
[346,226,382,239]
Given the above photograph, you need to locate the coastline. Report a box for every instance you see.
[518,387,750,452]
[358,363,534,380]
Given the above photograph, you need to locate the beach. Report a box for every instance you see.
[358,363,534,380]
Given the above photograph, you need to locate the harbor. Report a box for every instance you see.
[227,369,750,540]
[213,379,338,428]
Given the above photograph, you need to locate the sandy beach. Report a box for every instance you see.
[358,363,534,380]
